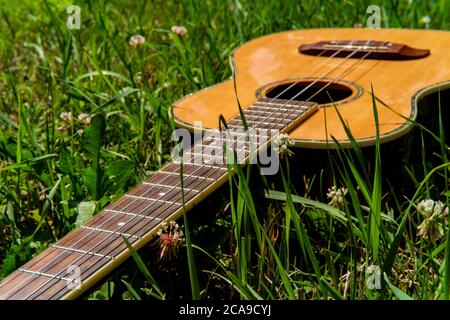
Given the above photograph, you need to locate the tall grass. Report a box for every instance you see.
[0,0,448,299]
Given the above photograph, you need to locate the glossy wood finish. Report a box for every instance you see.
[172,28,450,148]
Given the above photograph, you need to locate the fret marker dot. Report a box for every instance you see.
[118,222,125,227]
[159,192,166,196]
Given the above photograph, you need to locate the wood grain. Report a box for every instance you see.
[172,28,450,148]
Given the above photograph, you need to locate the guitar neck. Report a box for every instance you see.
[0,98,317,300]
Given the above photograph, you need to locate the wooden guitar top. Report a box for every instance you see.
[173,28,450,148]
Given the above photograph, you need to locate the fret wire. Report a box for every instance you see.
[182,150,250,158]
[253,102,308,112]
[243,108,293,117]
[51,244,114,260]
[253,103,298,111]
[45,163,230,300]
[256,98,313,107]
[6,161,221,300]
[177,151,250,162]
[230,117,292,124]
[142,181,200,193]
[227,116,288,129]
[21,160,230,299]
[171,161,226,171]
[4,127,264,298]
[17,269,75,283]
[240,114,294,123]
[251,105,307,115]
[80,225,141,240]
[188,135,269,156]
[125,194,181,206]
[6,99,315,300]
[220,129,270,139]
[105,208,163,221]
[199,136,269,148]
[248,108,304,120]
[44,61,321,298]
[183,148,254,161]
[227,119,287,129]
[178,153,250,166]
[226,124,280,131]
[81,99,304,262]
[159,169,222,181]
[245,107,301,117]
[195,141,258,150]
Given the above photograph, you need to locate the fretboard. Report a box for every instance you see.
[0,98,317,300]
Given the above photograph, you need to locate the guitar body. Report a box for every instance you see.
[173,28,450,148]
[2,28,450,300]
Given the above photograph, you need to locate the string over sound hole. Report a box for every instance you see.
[263,80,355,105]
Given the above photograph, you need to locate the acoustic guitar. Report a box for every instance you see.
[0,28,449,300]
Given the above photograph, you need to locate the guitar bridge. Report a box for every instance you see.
[299,40,430,60]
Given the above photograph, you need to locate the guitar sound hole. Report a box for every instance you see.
[264,80,353,105]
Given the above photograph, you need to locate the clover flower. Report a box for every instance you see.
[78,113,92,126]
[421,16,431,25]
[326,186,348,208]
[156,221,184,260]
[59,111,73,122]
[417,199,448,240]
[129,35,146,48]
[274,133,294,158]
[171,25,188,37]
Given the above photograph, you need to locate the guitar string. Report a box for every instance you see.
[47,40,382,299]
[292,41,387,105]
[0,161,228,299]
[221,40,372,146]
[302,48,376,104]
[38,108,300,300]
[261,42,354,103]
[1,99,293,299]
[0,42,345,298]
[271,40,373,108]
[2,41,373,299]
[18,43,371,299]
[43,42,377,299]
[6,108,292,299]
[241,40,376,150]
[16,42,372,299]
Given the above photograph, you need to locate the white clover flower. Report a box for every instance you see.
[129,34,146,48]
[433,201,445,216]
[274,133,294,158]
[326,186,348,208]
[171,25,188,36]
[78,113,92,126]
[421,16,431,25]
[417,199,435,215]
[416,199,448,240]
[157,220,184,260]
[59,111,73,122]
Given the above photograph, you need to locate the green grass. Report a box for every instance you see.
[0,0,449,300]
